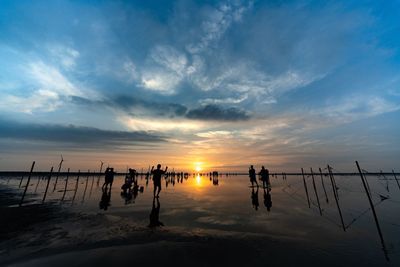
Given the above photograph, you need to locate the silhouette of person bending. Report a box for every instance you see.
[249,165,258,187]
[151,164,168,198]
[148,197,164,228]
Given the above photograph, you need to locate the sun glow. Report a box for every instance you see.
[195,174,202,187]
[194,162,203,172]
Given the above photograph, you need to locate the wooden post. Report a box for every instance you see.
[89,170,95,199]
[319,167,329,203]
[329,166,339,199]
[61,168,70,202]
[392,170,400,191]
[53,156,64,192]
[327,165,346,231]
[71,170,80,205]
[19,161,35,206]
[42,167,54,203]
[97,161,104,186]
[82,171,89,203]
[310,168,322,215]
[34,175,41,193]
[18,175,25,188]
[356,161,388,261]
[301,168,311,208]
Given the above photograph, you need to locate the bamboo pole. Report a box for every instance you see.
[19,161,35,206]
[319,167,329,203]
[34,175,41,193]
[42,167,54,203]
[301,168,311,208]
[82,171,89,203]
[89,171,95,199]
[18,175,25,188]
[310,168,322,215]
[327,165,346,231]
[61,168,70,202]
[53,156,64,192]
[97,161,104,186]
[71,170,80,205]
[356,161,388,261]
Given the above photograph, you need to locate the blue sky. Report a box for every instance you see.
[0,0,399,171]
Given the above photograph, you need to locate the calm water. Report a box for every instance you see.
[2,172,400,265]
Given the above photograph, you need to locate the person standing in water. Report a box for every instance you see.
[249,165,258,187]
[151,164,168,198]
[259,166,270,189]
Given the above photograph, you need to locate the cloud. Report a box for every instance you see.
[0,118,165,148]
[186,1,253,54]
[48,44,80,70]
[186,104,250,121]
[321,95,400,123]
[110,95,188,117]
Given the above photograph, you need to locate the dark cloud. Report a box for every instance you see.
[0,118,165,147]
[185,104,250,121]
[70,95,187,118]
[111,96,188,117]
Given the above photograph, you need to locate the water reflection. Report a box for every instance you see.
[148,197,164,228]
[251,187,259,211]
[99,187,111,210]
[264,188,272,211]
[3,170,400,265]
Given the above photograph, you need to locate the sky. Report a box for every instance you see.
[0,0,399,172]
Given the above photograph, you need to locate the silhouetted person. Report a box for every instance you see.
[121,168,135,194]
[259,166,270,189]
[251,187,259,211]
[264,189,272,211]
[249,165,258,187]
[120,189,133,204]
[99,187,111,210]
[151,164,168,198]
[102,167,115,190]
[148,197,164,228]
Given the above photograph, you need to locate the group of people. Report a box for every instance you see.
[100,163,272,226]
[249,165,271,189]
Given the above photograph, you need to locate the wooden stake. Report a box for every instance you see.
[356,161,388,261]
[61,168,70,202]
[327,165,346,231]
[301,168,311,208]
[53,156,64,192]
[89,170,95,199]
[19,161,35,206]
[97,161,104,186]
[310,168,322,215]
[18,175,25,188]
[82,171,89,203]
[42,167,54,203]
[319,167,329,203]
[71,170,80,205]
[34,175,41,193]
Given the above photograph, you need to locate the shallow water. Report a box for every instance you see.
[2,172,400,266]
